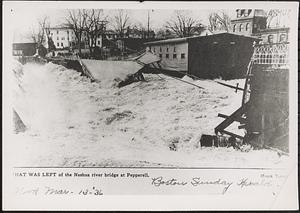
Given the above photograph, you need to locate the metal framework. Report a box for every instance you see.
[215,42,290,144]
[253,42,289,65]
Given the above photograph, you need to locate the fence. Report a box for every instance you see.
[252,42,289,66]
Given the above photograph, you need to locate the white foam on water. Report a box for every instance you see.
[11,61,289,168]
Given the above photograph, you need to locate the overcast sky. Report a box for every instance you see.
[6,0,294,37]
[9,5,236,36]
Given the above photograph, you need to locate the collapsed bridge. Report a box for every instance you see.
[14,43,290,154]
[57,51,161,87]
[214,42,289,153]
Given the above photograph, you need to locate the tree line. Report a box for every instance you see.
[30,9,289,55]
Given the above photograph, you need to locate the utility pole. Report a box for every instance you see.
[147,9,154,39]
[147,10,150,39]
[99,20,108,58]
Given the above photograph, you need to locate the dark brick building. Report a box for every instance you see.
[230,9,289,44]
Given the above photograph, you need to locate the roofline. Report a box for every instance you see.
[231,17,256,22]
[145,34,211,45]
[145,32,259,46]
[145,37,189,45]
[187,32,260,41]
[255,27,290,33]
[13,42,37,44]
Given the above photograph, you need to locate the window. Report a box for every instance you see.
[153,47,156,52]
[173,46,176,52]
[166,54,169,59]
[166,47,169,52]
[241,9,246,16]
[61,43,63,47]
[57,37,59,40]
[57,43,59,47]
[233,24,236,32]
[245,23,250,31]
[57,31,59,34]
[279,34,287,42]
[181,53,185,59]
[247,9,252,16]
[239,24,244,32]
[67,31,69,34]
[173,54,177,59]
[237,10,242,18]
[159,47,162,52]
[13,50,22,56]
[268,35,274,43]
[159,54,162,58]
[98,40,101,45]
[244,9,251,17]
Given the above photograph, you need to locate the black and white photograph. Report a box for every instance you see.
[3,1,298,211]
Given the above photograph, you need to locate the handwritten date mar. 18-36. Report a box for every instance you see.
[16,186,103,196]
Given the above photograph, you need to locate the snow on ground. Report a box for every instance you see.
[11,61,289,167]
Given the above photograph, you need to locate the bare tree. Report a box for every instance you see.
[165,10,205,38]
[29,16,50,46]
[113,9,130,38]
[65,9,87,54]
[266,9,290,28]
[156,28,176,39]
[83,9,108,55]
[131,23,150,38]
[208,11,231,32]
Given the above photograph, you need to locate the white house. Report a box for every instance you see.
[145,37,189,71]
[145,29,212,71]
[46,26,103,50]
[47,27,76,49]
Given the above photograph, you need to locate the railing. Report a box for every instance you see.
[253,42,289,66]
